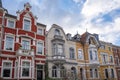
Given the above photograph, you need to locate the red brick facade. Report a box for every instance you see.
[0,2,46,80]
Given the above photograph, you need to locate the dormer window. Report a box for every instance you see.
[7,19,15,28]
[55,29,60,36]
[23,19,31,31]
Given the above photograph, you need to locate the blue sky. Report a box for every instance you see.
[2,0,120,46]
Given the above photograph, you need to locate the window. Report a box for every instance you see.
[89,50,93,60]
[7,20,15,28]
[37,42,43,54]
[105,69,109,78]
[108,47,111,51]
[5,36,14,51]
[118,70,120,78]
[23,19,30,31]
[110,56,113,63]
[101,45,105,49]
[22,40,30,50]
[78,49,83,60]
[116,57,119,65]
[37,28,43,35]
[71,67,76,76]
[69,48,75,59]
[90,69,93,78]
[53,44,63,55]
[95,69,98,78]
[52,66,57,77]
[22,61,30,77]
[60,66,65,78]
[58,44,63,55]
[55,29,60,35]
[111,69,114,78]
[102,53,108,64]
[2,61,12,78]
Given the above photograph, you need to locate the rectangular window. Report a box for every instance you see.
[37,28,43,35]
[110,56,113,63]
[58,44,63,55]
[7,20,15,28]
[23,19,30,31]
[2,62,12,78]
[22,40,30,50]
[90,50,93,60]
[70,48,74,59]
[102,54,108,64]
[116,57,119,65]
[5,36,14,51]
[22,61,30,77]
[78,49,83,60]
[37,42,43,54]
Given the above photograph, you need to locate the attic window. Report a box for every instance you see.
[55,29,60,36]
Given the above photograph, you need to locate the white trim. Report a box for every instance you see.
[7,19,15,28]
[4,35,15,51]
[14,60,18,78]
[36,40,44,55]
[1,60,13,78]
[21,60,31,78]
[23,17,31,31]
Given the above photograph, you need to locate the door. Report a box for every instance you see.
[37,65,43,80]
[37,70,43,80]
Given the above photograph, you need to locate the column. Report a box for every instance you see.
[17,56,21,80]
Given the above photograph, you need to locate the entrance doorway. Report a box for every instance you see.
[37,65,43,80]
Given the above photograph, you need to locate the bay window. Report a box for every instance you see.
[22,40,30,50]
[53,44,63,55]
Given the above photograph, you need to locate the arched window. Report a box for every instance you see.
[71,67,76,75]
[55,29,60,36]
[90,69,93,78]
[69,48,75,59]
[52,66,57,77]
[60,66,65,77]
[95,69,98,78]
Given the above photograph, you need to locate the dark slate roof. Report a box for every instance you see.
[37,22,46,27]
[5,13,17,19]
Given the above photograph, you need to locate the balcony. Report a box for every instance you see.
[52,55,66,64]
[17,48,34,56]
[54,35,63,39]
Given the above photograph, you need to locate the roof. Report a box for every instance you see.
[5,13,17,19]
[81,31,91,43]
[37,22,46,27]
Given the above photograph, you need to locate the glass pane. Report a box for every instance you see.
[8,20,14,28]
[3,69,10,77]
[58,44,63,55]
[24,19,30,31]
[22,68,29,77]
[37,42,43,54]
[22,40,30,50]
[6,37,14,50]
[38,28,42,35]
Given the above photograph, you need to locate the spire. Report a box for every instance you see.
[0,0,2,8]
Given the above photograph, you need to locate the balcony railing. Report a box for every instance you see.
[54,35,63,39]
[17,48,34,56]
[52,55,66,64]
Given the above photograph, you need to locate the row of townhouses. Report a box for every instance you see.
[0,1,120,80]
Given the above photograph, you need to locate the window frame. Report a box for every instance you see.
[21,38,31,50]
[37,41,44,55]
[23,18,31,31]
[4,35,14,51]
[1,60,12,78]
[69,47,75,59]
[21,60,31,78]
[37,28,43,35]
[7,19,15,28]
[78,49,84,60]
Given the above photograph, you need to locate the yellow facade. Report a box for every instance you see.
[76,32,117,80]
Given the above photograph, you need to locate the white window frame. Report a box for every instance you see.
[21,60,31,78]
[14,60,18,78]
[90,68,99,79]
[78,49,84,60]
[1,60,12,78]
[23,18,31,31]
[109,55,114,63]
[4,35,14,51]
[37,40,44,55]
[101,53,108,64]
[21,38,31,50]
[37,27,43,35]
[7,19,15,28]
[104,68,109,79]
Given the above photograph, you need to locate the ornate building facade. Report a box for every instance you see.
[0,2,46,80]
